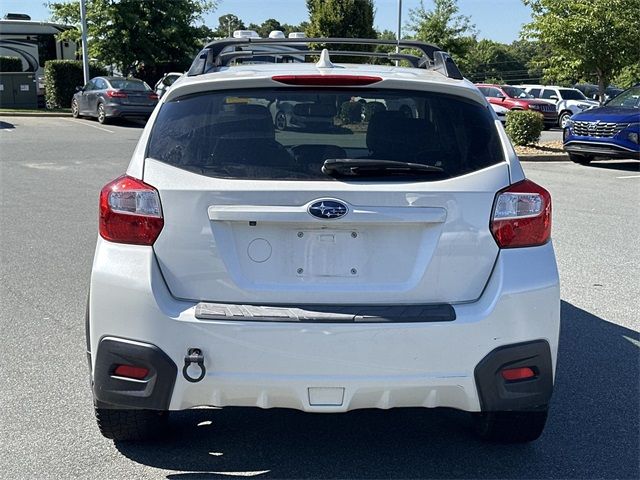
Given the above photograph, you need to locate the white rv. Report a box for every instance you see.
[0,14,77,95]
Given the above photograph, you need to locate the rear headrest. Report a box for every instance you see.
[366,111,435,159]
[214,103,274,140]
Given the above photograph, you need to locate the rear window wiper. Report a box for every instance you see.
[322,158,444,177]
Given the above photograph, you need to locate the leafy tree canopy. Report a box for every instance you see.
[462,40,525,83]
[254,18,283,38]
[407,0,476,60]
[306,0,376,61]
[48,0,217,79]
[212,13,245,38]
[523,0,640,100]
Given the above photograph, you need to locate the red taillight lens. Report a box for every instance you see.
[106,89,127,98]
[271,74,382,86]
[501,367,536,381]
[99,175,164,245]
[148,93,159,100]
[490,179,551,248]
[113,364,149,380]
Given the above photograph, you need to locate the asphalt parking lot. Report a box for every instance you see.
[0,116,638,479]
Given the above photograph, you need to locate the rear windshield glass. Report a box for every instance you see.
[606,86,640,108]
[147,88,504,181]
[109,79,151,91]
[558,89,587,101]
[502,86,533,99]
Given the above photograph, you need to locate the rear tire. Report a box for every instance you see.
[95,407,168,441]
[559,111,572,128]
[569,152,593,165]
[71,99,80,118]
[274,111,287,130]
[473,410,548,443]
[97,104,108,124]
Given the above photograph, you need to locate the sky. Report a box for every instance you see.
[1,0,532,44]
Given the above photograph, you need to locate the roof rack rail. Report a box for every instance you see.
[187,38,464,80]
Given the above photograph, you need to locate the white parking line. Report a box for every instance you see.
[616,175,640,179]
[62,117,114,133]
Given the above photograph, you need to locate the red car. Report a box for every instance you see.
[476,84,557,128]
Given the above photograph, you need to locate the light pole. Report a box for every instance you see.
[395,0,402,66]
[80,0,90,84]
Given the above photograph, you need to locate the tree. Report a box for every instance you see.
[284,21,309,36]
[407,0,476,62]
[306,0,376,61]
[255,18,283,38]
[613,64,640,89]
[212,13,245,38]
[48,0,217,82]
[462,40,524,83]
[508,39,549,84]
[523,0,640,102]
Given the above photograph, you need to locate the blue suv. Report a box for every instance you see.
[563,85,640,164]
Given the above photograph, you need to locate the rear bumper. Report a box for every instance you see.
[564,139,640,159]
[88,239,560,413]
[103,103,155,118]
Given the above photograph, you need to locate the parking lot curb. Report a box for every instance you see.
[518,154,569,162]
[0,111,72,117]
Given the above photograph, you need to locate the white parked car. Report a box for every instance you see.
[154,72,183,99]
[490,103,508,123]
[269,99,337,131]
[521,85,598,128]
[87,38,560,444]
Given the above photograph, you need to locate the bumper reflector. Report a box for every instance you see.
[113,364,149,380]
[501,367,536,381]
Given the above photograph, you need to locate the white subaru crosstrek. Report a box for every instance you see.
[88,38,560,443]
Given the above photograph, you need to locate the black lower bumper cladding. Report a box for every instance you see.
[564,142,640,159]
[93,337,177,410]
[474,340,554,412]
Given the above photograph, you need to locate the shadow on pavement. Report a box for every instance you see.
[587,160,640,172]
[115,301,639,479]
[112,118,147,129]
[0,120,15,129]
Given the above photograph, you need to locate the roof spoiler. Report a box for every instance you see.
[187,37,464,80]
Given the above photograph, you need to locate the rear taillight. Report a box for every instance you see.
[99,175,163,245]
[271,74,382,86]
[490,179,551,248]
[106,89,127,98]
[113,364,149,380]
[501,367,536,381]
[148,93,159,100]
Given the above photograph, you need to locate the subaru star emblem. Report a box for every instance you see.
[308,200,348,219]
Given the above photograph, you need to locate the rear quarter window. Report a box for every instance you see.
[110,79,151,91]
[147,88,505,181]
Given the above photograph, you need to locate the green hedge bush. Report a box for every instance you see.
[362,101,386,122]
[339,101,364,124]
[44,60,107,109]
[0,56,23,72]
[505,109,544,146]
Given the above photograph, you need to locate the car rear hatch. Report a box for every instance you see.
[144,85,510,305]
[120,90,155,106]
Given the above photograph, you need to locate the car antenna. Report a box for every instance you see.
[316,49,334,69]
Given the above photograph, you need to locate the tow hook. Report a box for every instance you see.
[182,348,206,383]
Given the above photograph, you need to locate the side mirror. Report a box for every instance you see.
[75,86,84,92]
